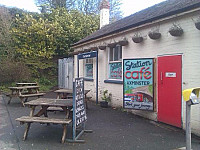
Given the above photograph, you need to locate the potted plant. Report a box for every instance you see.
[194,17,200,30]
[84,49,91,52]
[132,33,143,43]
[107,42,117,48]
[98,45,106,50]
[100,90,111,108]
[148,30,161,40]
[169,24,183,37]
[118,37,128,46]
[90,46,98,51]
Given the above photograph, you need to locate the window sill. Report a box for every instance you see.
[84,78,94,81]
[104,80,123,84]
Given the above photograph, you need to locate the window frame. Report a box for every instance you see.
[84,58,93,79]
[108,45,122,80]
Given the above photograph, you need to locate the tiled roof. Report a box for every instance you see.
[73,0,200,46]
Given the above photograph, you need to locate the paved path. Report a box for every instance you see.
[0,93,200,150]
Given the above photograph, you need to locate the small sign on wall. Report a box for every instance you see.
[165,72,176,78]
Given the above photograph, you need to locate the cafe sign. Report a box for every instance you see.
[123,58,154,110]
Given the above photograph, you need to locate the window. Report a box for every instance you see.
[85,58,93,78]
[108,45,122,79]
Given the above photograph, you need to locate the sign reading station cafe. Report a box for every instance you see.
[123,58,154,110]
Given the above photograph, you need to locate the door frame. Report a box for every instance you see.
[157,53,183,127]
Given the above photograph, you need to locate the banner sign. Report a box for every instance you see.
[109,62,122,79]
[123,58,154,110]
[74,78,87,127]
[78,51,97,59]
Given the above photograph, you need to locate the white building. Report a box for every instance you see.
[71,0,200,136]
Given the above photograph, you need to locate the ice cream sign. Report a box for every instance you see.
[123,58,154,110]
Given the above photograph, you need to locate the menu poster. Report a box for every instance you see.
[123,58,154,110]
[74,78,87,127]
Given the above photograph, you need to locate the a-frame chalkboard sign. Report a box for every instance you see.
[68,77,92,142]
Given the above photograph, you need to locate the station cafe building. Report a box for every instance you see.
[71,0,200,136]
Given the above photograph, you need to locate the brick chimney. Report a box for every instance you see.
[100,0,110,28]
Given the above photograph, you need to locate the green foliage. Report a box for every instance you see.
[0,6,14,59]
[34,76,57,92]
[101,89,112,102]
[0,6,99,91]
[11,8,99,57]
[0,59,31,83]
[10,7,99,77]
[0,82,16,93]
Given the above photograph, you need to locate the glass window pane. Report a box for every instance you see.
[90,59,93,63]
[109,48,113,61]
[114,47,119,61]
[85,64,93,78]
[119,46,122,60]
[86,58,93,64]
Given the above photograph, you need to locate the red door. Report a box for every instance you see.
[157,55,182,128]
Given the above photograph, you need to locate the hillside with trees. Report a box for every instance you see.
[0,0,122,91]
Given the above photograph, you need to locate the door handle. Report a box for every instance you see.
[161,72,163,84]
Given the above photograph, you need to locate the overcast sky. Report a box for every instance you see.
[0,0,166,17]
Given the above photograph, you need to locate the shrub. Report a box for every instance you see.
[0,59,31,83]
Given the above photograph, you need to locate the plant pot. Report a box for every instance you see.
[100,101,109,108]
[132,36,143,43]
[107,43,117,48]
[84,49,91,52]
[195,21,200,30]
[90,47,98,51]
[148,31,161,40]
[169,26,183,37]
[118,38,128,46]
[98,45,106,50]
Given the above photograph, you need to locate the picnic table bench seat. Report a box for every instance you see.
[7,86,45,106]
[47,106,64,112]
[18,93,45,107]
[16,116,72,124]
[19,93,45,98]
[16,116,72,143]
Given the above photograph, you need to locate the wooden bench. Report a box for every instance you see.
[16,116,72,143]
[18,93,45,106]
[47,106,64,112]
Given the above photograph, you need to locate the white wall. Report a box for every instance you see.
[74,11,200,136]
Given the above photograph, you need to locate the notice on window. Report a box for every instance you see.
[74,78,87,127]
[109,62,122,79]
[123,58,154,110]
[85,64,93,78]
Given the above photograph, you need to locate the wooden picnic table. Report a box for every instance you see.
[16,98,73,143]
[7,86,45,106]
[16,82,37,86]
[54,89,90,109]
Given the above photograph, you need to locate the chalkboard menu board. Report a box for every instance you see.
[74,78,87,127]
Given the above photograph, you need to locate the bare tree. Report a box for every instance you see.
[35,0,123,21]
